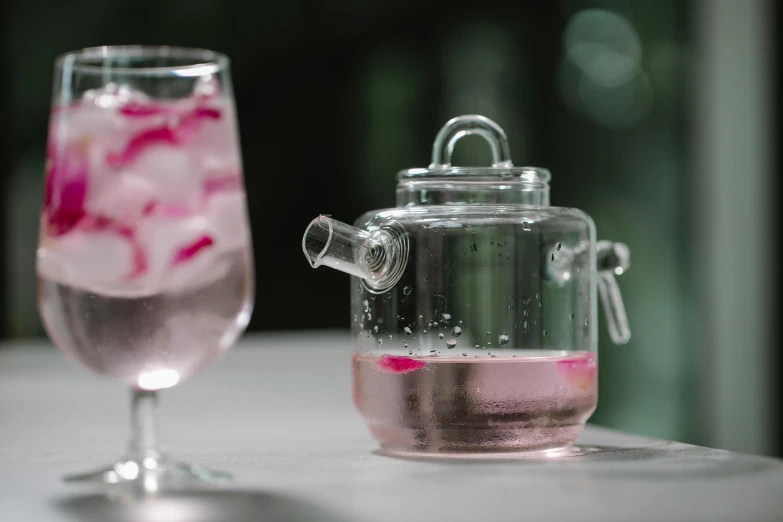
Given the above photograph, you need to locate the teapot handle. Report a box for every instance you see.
[429,115,514,169]
[596,241,631,344]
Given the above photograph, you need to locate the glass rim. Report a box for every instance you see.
[55,45,230,77]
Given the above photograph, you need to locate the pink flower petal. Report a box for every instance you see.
[203,175,242,198]
[118,102,171,117]
[107,127,179,167]
[143,201,193,218]
[107,106,223,167]
[375,355,427,374]
[556,354,598,390]
[172,235,214,265]
[44,140,89,236]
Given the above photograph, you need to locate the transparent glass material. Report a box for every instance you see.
[36,46,254,489]
[303,115,629,456]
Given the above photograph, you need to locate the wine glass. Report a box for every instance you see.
[36,46,254,490]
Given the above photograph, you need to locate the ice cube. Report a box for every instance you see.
[86,173,157,225]
[130,146,201,209]
[205,192,249,251]
[136,215,217,291]
[37,228,136,293]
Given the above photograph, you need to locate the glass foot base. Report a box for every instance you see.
[64,457,230,492]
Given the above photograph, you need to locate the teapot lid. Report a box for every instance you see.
[397,114,551,186]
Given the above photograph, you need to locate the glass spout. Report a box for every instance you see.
[302,215,408,292]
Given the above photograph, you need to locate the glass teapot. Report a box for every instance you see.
[302,115,630,456]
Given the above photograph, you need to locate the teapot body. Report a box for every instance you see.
[304,115,629,456]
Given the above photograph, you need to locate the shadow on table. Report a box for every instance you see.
[55,489,354,522]
[375,443,783,479]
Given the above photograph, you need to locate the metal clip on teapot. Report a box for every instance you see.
[303,115,630,456]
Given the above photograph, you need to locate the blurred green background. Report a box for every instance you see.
[1,0,778,455]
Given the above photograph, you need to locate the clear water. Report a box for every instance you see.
[353,351,597,455]
[38,248,253,390]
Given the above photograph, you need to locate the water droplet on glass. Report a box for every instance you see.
[446,339,457,349]
[556,242,562,251]
[551,253,555,261]
[535,293,540,300]
[452,326,462,337]
[442,313,451,323]
[522,222,531,231]
[353,314,358,323]
[419,315,424,320]
[488,350,492,355]
[433,321,439,327]
[429,349,437,354]
[403,286,412,296]
[475,344,480,348]
[373,326,378,333]
[523,309,529,316]
[584,319,589,326]
[409,350,413,355]
[569,312,574,320]
[490,355,497,358]
[486,331,491,336]
[543,330,548,336]
[438,333,445,339]
[423,329,428,334]
[462,353,468,357]
[459,320,463,325]
[389,334,393,340]
[368,313,372,320]
[523,320,529,329]
[404,327,412,335]
[378,339,383,345]
[396,315,400,319]
[498,334,509,346]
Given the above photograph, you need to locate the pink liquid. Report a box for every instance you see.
[37,83,253,389]
[353,351,597,455]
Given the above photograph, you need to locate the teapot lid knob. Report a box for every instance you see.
[429,115,513,169]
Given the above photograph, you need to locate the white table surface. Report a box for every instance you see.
[1,331,782,522]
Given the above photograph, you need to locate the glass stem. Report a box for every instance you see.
[126,389,160,461]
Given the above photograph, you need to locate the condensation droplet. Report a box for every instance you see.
[438,333,445,339]
[569,312,574,320]
[389,334,393,340]
[373,326,378,333]
[446,339,457,349]
[462,353,468,357]
[423,329,428,334]
[522,222,531,231]
[475,344,480,348]
[459,320,463,325]
[523,309,529,316]
[442,313,451,323]
[433,321,439,327]
[419,315,424,320]
[409,350,413,355]
[556,242,562,251]
[403,286,412,296]
[498,334,509,346]
[584,319,589,326]
[543,330,548,336]
[486,331,491,336]
[377,339,383,345]
[404,327,412,335]
[404,342,408,348]
[535,293,540,300]
[452,326,462,337]
[523,320,529,329]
